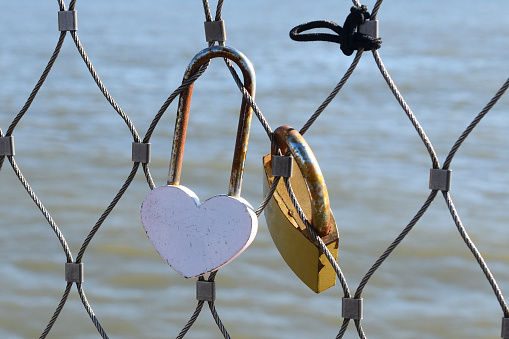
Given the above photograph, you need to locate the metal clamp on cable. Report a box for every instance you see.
[0,136,15,156]
[271,155,293,178]
[204,20,226,43]
[342,297,363,320]
[429,168,452,191]
[58,10,78,31]
[65,263,84,283]
[132,142,151,164]
[358,20,379,39]
[502,318,509,338]
[196,280,216,302]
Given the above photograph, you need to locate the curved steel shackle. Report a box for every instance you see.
[273,125,331,237]
[168,46,256,198]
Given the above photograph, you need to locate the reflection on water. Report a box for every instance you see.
[1,1,509,338]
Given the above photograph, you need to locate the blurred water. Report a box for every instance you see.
[1,1,509,338]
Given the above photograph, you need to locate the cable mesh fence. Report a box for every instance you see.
[0,0,508,338]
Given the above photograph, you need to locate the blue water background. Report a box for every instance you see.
[1,1,509,338]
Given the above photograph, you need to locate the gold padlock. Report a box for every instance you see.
[263,125,339,293]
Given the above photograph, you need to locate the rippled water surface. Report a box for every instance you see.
[1,1,509,338]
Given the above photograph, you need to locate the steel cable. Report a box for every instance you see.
[1,0,509,337]
[77,283,109,339]
[176,301,206,339]
[39,283,73,339]
[8,156,73,262]
[6,32,67,136]
[443,191,509,316]
[299,50,364,136]
[443,77,509,170]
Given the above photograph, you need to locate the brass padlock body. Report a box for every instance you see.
[263,126,339,293]
[263,155,339,293]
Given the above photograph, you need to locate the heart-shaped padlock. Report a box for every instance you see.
[263,125,339,293]
[141,46,258,278]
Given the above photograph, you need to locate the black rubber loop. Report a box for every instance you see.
[289,5,382,56]
[290,20,343,44]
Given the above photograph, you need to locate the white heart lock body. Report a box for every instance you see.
[140,185,258,278]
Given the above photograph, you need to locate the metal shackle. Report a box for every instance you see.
[168,46,256,198]
[273,125,331,237]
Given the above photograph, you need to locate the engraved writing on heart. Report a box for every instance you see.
[140,185,258,278]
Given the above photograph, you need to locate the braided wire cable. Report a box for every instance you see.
[224,58,274,138]
[76,163,140,262]
[203,0,225,50]
[372,50,440,169]
[69,31,141,143]
[76,283,109,339]
[141,62,209,189]
[175,272,219,338]
[205,270,228,338]
[336,318,351,339]
[7,155,73,262]
[1,1,508,337]
[351,1,509,333]
[255,175,280,217]
[202,0,224,22]
[24,2,147,336]
[214,0,224,21]
[428,78,509,320]
[39,283,73,339]
[69,0,77,11]
[208,301,231,339]
[354,319,366,339]
[370,0,383,20]
[57,0,66,11]
[208,270,218,281]
[6,32,67,136]
[176,301,206,339]
[443,77,509,170]
[353,190,438,299]
[202,0,213,22]
[142,63,210,144]
[299,50,364,136]
[62,23,147,334]
[443,191,509,316]
[142,163,156,190]
[351,0,362,8]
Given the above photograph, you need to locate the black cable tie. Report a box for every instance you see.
[289,5,382,56]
